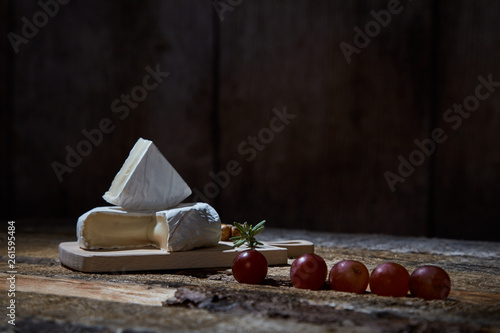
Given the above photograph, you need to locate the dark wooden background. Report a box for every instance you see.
[1,0,499,241]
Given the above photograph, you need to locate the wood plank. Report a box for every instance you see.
[0,274,176,306]
[0,0,11,219]
[217,1,433,236]
[433,0,500,241]
[450,289,500,306]
[137,1,216,205]
[8,1,215,221]
[58,240,312,273]
[266,240,314,258]
[3,230,499,331]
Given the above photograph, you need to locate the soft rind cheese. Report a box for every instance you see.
[102,138,192,210]
[77,203,221,252]
[157,202,221,252]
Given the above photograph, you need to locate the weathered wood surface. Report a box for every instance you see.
[1,227,499,332]
[6,0,215,220]
[0,274,176,306]
[433,0,500,240]
[2,0,500,242]
[217,0,433,237]
[0,1,11,219]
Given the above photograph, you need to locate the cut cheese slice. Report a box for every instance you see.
[102,138,192,210]
[76,206,163,250]
[77,203,221,252]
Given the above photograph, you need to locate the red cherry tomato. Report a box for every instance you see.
[329,260,369,294]
[232,249,268,284]
[409,265,451,300]
[369,262,410,297]
[290,253,328,290]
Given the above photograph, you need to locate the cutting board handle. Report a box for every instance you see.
[263,240,314,258]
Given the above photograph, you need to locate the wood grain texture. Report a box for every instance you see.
[2,1,500,241]
[217,1,433,236]
[433,0,500,241]
[0,1,11,219]
[0,274,176,306]
[2,230,499,332]
[7,1,215,220]
[58,240,312,272]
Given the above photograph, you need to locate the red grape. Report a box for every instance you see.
[369,262,409,297]
[329,260,369,294]
[232,249,268,284]
[409,265,451,300]
[290,253,328,290]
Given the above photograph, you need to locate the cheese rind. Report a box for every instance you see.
[102,138,192,210]
[158,202,221,252]
[77,203,221,252]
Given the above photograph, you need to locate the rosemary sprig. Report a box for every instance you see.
[230,220,266,249]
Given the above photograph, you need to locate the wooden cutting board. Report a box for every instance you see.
[59,240,313,273]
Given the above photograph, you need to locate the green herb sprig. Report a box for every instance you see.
[230,220,266,249]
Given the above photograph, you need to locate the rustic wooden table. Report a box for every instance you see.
[1,223,499,332]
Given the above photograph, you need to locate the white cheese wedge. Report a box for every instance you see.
[77,203,221,252]
[102,138,192,210]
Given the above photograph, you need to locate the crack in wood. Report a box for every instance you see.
[163,285,491,332]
